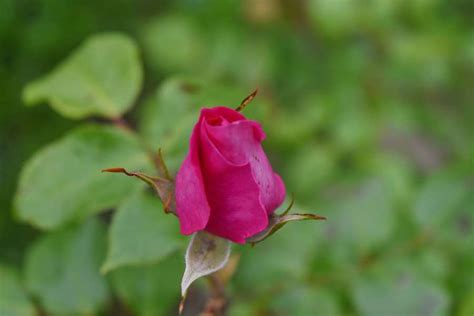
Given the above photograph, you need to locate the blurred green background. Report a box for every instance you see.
[1,0,473,315]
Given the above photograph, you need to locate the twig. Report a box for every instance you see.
[201,274,228,316]
[111,117,133,131]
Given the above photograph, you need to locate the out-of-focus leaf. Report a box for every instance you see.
[415,249,450,283]
[414,172,470,229]
[329,89,374,150]
[23,33,142,119]
[235,220,317,293]
[111,253,182,316]
[203,28,275,85]
[308,0,400,36]
[307,0,360,35]
[436,191,474,255]
[102,190,183,273]
[24,219,109,315]
[181,231,231,297]
[322,179,396,254]
[270,287,342,316]
[353,277,449,316]
[15,124,150,230]
[285,146,336,203]
[0,265,35,316]
[227,301,258,316]
[139,77,202,173]
[366,153,416,202]
[388,32,453,87]
[458,291,474,316]
[352,258,450,316]
[142,15,204,73]
[267,94,330,151]
[450,247,474,300]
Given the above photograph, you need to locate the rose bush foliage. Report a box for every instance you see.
[2,1,472,315]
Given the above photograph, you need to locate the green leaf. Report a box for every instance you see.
[415,249,450,282]
[353,278,449,316]
[24,219,109,315]
[270,287,342,316]
[111,254,182,316]
[227,302,258,316]
[352,260,450,316]
[23,33,142,119]
[450,247,474,299]
[15,124,150,230]
[414,172,470,229]
[366,153,417,202]
[323,179,396,254]
[458,291,474,316]
[181,231,231,297]
[0,265,35,316]
[437,191,474,255]
[102,190,184,273]
[141,14,204,73]
[235,220,317,294]
[329,90,374,150]
[139,77,202,173]
[285,146,336,202]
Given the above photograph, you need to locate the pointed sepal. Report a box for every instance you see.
[247,212,326,245]
[102,167,176,214]
[235,88,258,112]
[180,231,231,311]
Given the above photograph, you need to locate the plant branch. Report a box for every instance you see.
[200,274,228,316]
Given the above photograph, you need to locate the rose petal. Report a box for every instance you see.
[175,121,211,235]
[201,106,246,124]
[200,119,268,243]
[269,173,286,215]
[205,117,285,215]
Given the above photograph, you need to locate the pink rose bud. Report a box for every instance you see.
[175,106,286,243]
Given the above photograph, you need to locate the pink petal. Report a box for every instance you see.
[204,116,285,215]
[176,106,286,242]
[175,121,211,235]
[269,173,286,215]
[200,119,268,243]
[202,106,246,123]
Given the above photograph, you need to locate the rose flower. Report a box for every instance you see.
[175,106,286,243]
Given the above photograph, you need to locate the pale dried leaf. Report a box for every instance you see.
[181,231,231,297]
